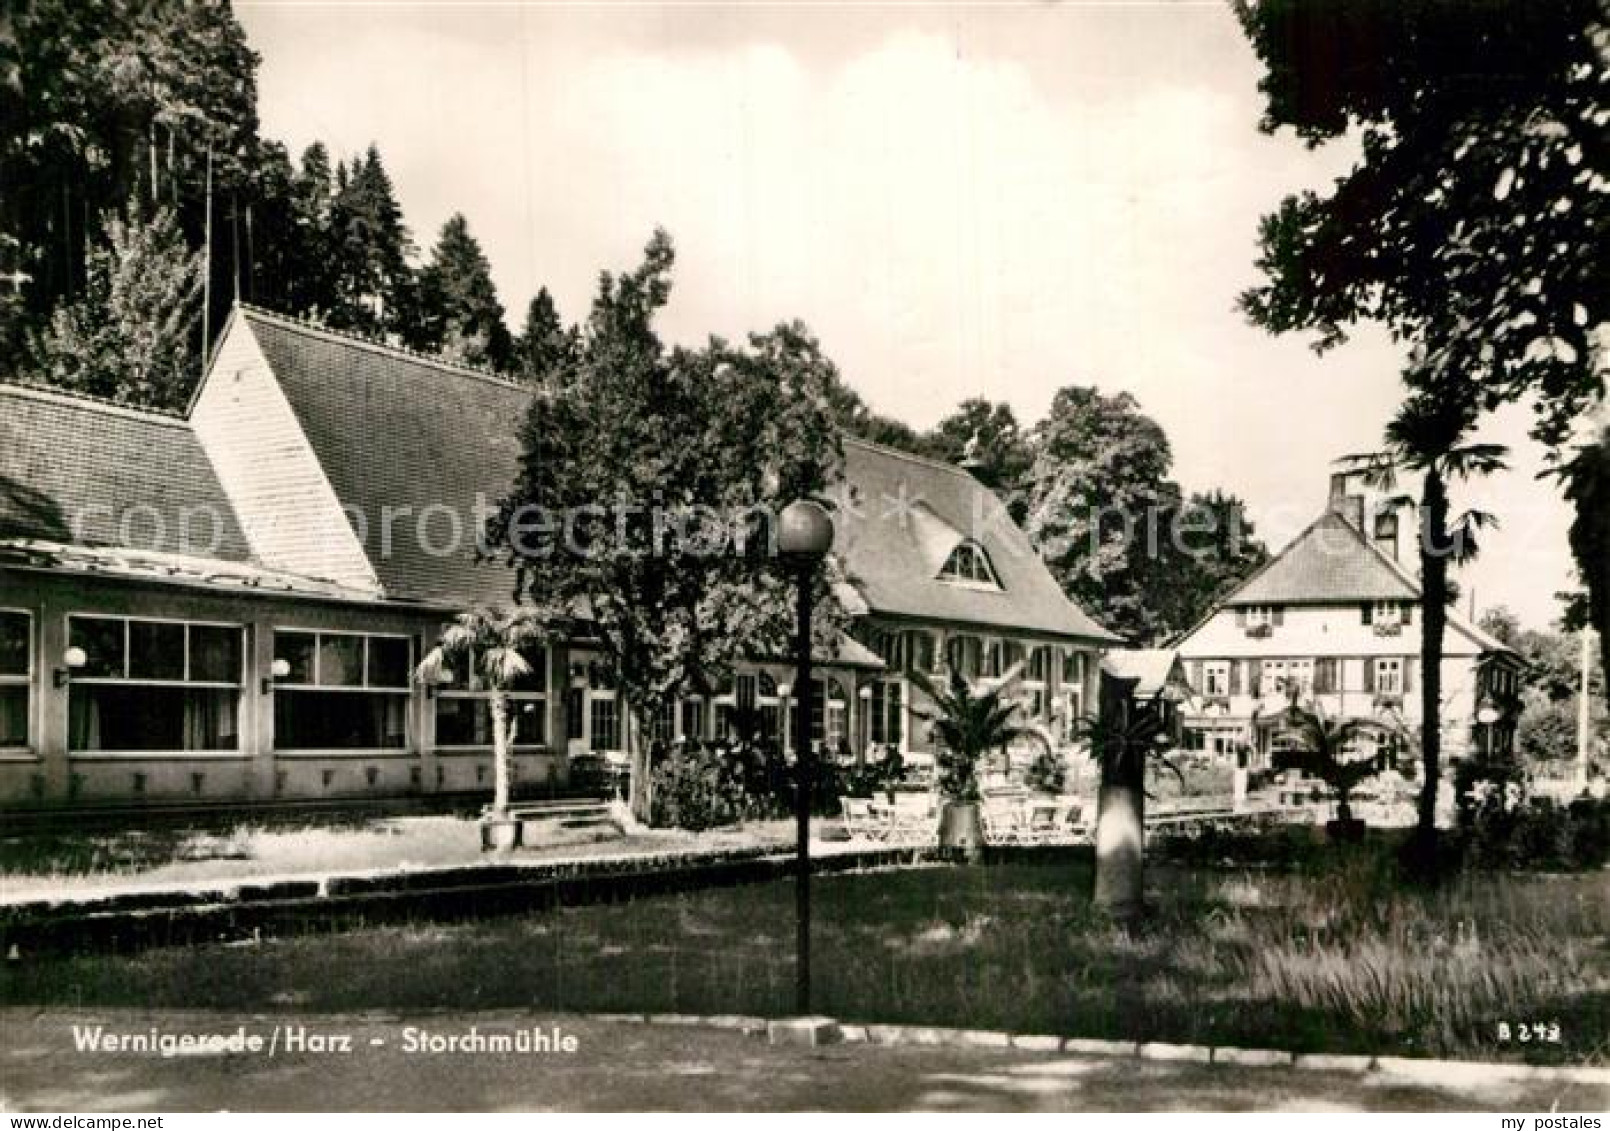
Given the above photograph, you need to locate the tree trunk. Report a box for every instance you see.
[1093,759,1144,919]
[627,700,651,824]
[1412,468,1449,873]
[489,693,512,818]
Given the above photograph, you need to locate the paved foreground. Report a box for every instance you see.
[1,1009,1604,1112]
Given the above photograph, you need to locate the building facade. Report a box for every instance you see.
[0,305,1114,811]
[1174,474,1522,765]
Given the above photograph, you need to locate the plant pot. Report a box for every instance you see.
[480,815,523,852]
[937,801,985,862]
[1326,816,1366,843]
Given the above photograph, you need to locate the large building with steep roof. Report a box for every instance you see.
[1173,473,1522,765]
[0,305,1113,810]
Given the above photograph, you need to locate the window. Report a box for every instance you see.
[67,616,243,753]
[1203,661,1231,698]
[272,630,409,750]
[1025,645,1051,683]
[799,678,848,748]
[903,630,937,675]
[680,698,706,742]
[434,643,548,749]
[0,611,32,749]
[1314,657,1340,694]
[938,541,1000,587]
[1244,605,1280,628]
[1062,649,1087,688]
[1372,657,1404,696]
[865,628,906,670]
[982,639,1003,679]
[565,687,586,741]
[945,634,983,679]
[868,680,903,747]
[590,696,620,752]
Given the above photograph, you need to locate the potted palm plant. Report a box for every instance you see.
[1274,702,1391,843]
[911,668,1027,862]
[416,607,552,852]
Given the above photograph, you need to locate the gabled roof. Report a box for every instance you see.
[234,306,528,606]
[1193,503,1510,655]
[834,438,1119,643]
[1227,509,1418,606]
[0,383,254,562]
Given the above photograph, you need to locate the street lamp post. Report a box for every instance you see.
[777,498,833,1016]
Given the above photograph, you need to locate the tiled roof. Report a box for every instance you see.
[237,308,529,606]
[1215,505,1510,654]
[834,439,1119,643]
[0,383,253,562]
[229,309,1115,642]
[1226,510,1419,605]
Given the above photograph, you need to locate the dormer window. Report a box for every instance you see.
[939,541,1000,588]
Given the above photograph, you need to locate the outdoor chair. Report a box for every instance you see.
[1025,800,1080,845]
[883,794,939,847]
[840,797,888,842]
[981,798,1030,846]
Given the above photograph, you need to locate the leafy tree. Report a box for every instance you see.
[1151,491,1270,638]
[1341,393,1509,869]
[1025,386,1177,643]
[29,208,202,410]
[1022,386,1270,644]
[1236,0,1607,696]
[926,398,1035,509]
[513,287,575,385]
[485,231,849,820]
[415,608,554,825]
[415,213,512,370]
[326,145,414,336]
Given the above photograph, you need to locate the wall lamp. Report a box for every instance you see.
[260,657,291,695]
[54,646,87,688]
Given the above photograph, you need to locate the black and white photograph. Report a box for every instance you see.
[0,0,1606,1116]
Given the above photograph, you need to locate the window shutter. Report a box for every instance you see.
[1364,659,1376,692]
[1361,603,1373,625]
[1403,658,1414,692]
[1272,606,1284,626]
[1402,603,1414,625]
[1230,662,1243,696]
[1250,660,1263,698]
[1187,660,1202,692]
[1235,607,1247,627]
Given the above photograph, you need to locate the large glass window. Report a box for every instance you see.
[868,679,903,747]
[1026,645,1052,683]
[946,635,983,680]
[0,611,32,748]
[67,616,243,753]
[590,696,620,752]
[273,630,409,750]
[433,643,547,749]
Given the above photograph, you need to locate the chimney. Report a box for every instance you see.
[1371,505,1400,562]
[1327,474,1365,530]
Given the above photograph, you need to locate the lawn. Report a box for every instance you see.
[3,856,1604,1064]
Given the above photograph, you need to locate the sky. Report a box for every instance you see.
[236,0,1579,629]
